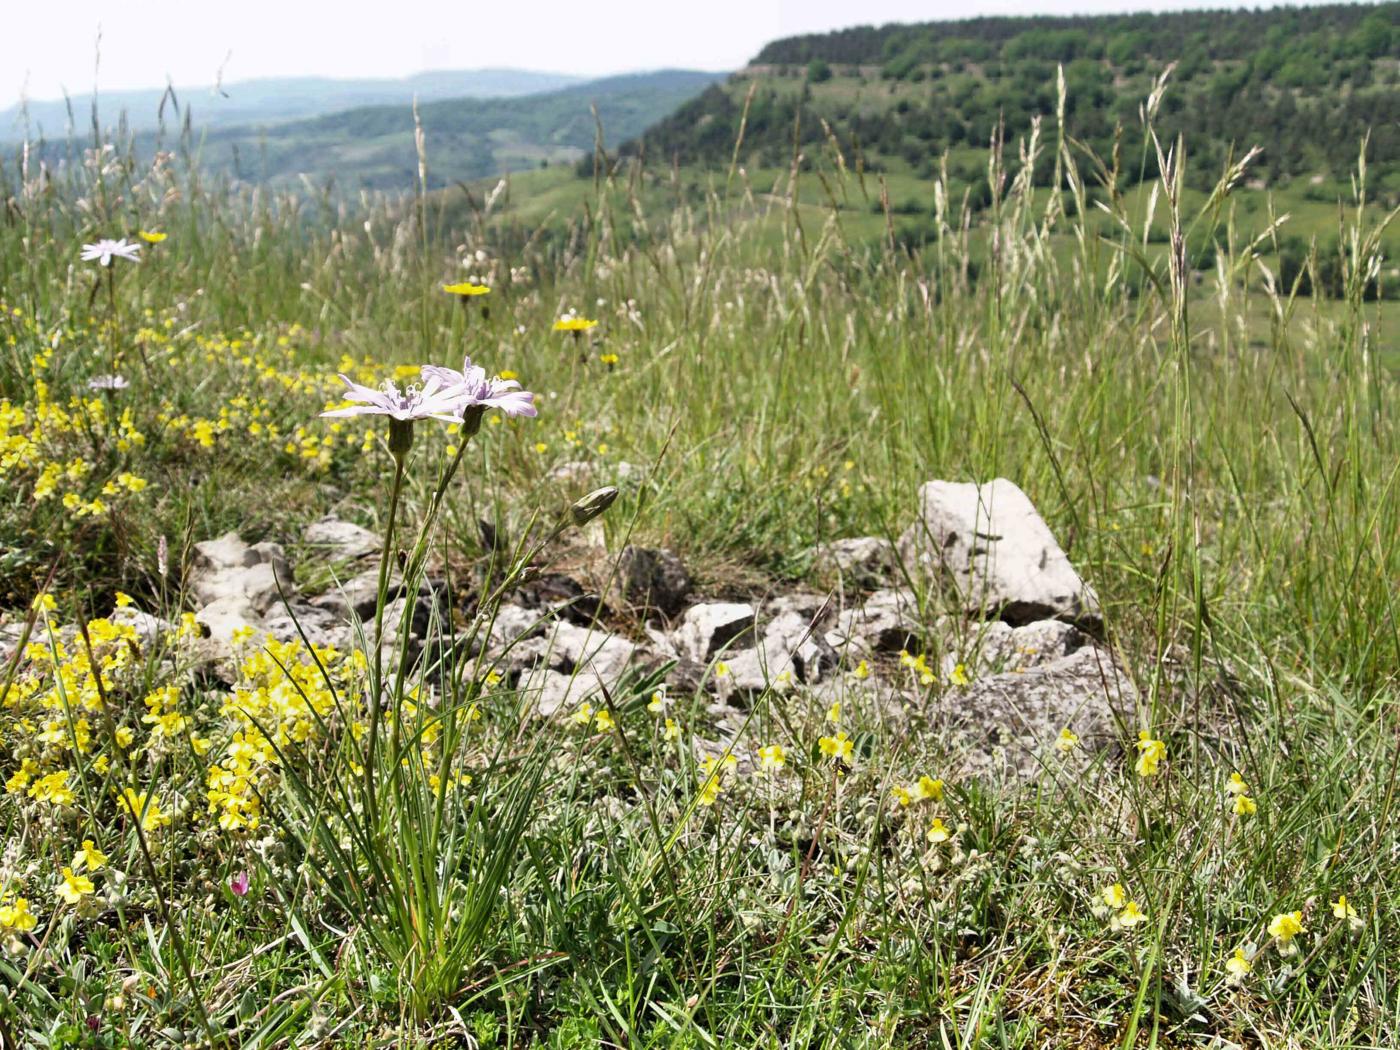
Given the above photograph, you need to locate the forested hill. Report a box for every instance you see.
[619,3,1399,190]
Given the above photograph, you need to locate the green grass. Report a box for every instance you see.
[0,83,1397,1048]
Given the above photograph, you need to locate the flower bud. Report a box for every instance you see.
[570,486,618,526]
[388,417,415,458]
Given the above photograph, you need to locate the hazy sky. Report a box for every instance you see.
[4,0,1330,107]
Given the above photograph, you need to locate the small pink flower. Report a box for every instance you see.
[230,871,250,897]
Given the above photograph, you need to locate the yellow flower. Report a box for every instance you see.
[891,784,914,807]
[1233,794,1257,816]
[117,789,170,832]
[28,770,76,806]
[115,726,135,749]
[1135,731,1166,777]
[926,818,950,844]
[1267,910,1305,945]
[442,282,490,296]
[714,661,729,678]
[1225,947,1252,982]
[852,659,870,680]
[1102,883,1127,910]
[73,840,108,872]
[1112,900,1147,930]
[593,708,615,733]
[949,663,970,687]
[914,775,944,802]
[757,744,786,773]
[56,866,95,905]
[553,317,598,332]
[1331,895,1360,926]
[1227,771,1249,795]
[647,690,667,714]
[534,442,549,454]
[572,702,595,727]
[0,897,38,933]
[138,230,167,244]
[818,731,854,764]
[1055,727,1079,754]
[499,370,518,381]
[697,775,722,806]
[663,718,681,742]
[826,701,841,723]
[599,353,620,366]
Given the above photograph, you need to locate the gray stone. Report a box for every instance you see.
[809,536,897,585]
[546,621,639,681]
[715,647,797,694]
[487,604,547,648]
[612,546,692,618]
[937,646,1134,780]
[109,605,175,651]
[673,602,755,662]
[761,608,838,682]
[192,532,259,572]
[310,568,412,621]
[518,666,623,718]
[373,593,449,655]
[193,595,265,666]
[829,588,920,655]
[938,619,1085,677]
[898,478,1100,630]
[263,603,354,651]
[304,516,380,560]
[189,533,295,615]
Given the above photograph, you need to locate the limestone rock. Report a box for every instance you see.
[309,568,415,621]
[110,605,176,651]
[263,603,354,652]
[611,546,692,618]
[939,618,1086,677]
[809,536,897,585]
[189,533,295,615]
[304,516,380,560]
[193,595,265,667]
[899,479,1100,630]
[673,602,755,662]
[829,588,920,656]
[938,646,1133,779]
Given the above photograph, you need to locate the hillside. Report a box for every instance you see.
[127,70,723,190]
[1,69,584,138]
[619,3,1399,192]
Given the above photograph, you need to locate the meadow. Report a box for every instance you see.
[1,74,1398,1049]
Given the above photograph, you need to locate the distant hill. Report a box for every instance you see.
[0,69,585,138]
[619,3,1400,191]
[172,70,726,189]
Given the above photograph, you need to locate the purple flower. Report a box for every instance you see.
[421,357,537,418]
[320,374,466,423]
[230,871,250,897]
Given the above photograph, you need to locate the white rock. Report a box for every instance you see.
[304,516,380,560]
[829,588,920,655]
[898,478,1100,629]
[809,536,896,584]
[673,602,755,662]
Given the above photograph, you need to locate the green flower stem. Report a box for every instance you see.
[365,443,408,826]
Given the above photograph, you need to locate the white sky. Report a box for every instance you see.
[4,0,1330,107]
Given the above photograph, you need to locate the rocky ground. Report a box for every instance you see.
[16,477,1136,785]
